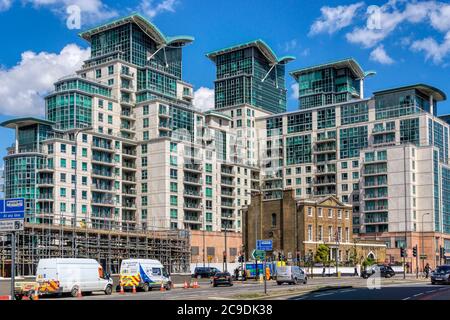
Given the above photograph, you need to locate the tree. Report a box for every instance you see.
[349,243,358,265]
[315,244,330,265]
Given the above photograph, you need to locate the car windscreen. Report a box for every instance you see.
[435,266,450,274]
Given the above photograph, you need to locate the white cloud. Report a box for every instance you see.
[283,39,298,52]
[370,45,394,64]
[411,32,450,64]
[345,1,450,48]
[24,0,119,28]
[290,83,299,100]
[193,87,214,112]
[23,0,118,25]
[309,2,364,35]
[0,0,12,11]
[0,44,90,116]
[139,0,177,19]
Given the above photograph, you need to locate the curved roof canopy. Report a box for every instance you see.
[206,39,295,65]
[373,84,447,102]
[1,117,54,129]
[290,58,365,80]
[79,13,194,47]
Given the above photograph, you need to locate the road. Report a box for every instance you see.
[27,276,449,300]
[286,282,450,300]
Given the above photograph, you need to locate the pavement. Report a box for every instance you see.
[10,275,444,301]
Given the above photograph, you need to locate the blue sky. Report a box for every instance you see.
[1,0,450,163]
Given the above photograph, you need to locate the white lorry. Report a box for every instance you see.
[35,258,113,297]
[119,259,172,292]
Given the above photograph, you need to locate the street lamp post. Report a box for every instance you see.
[421,212,430,274]
[201,204,205,267]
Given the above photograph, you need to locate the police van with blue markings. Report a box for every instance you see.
[118,259,171,292]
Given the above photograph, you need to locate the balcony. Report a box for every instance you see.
[221,201,234,208]
[122,162,137,171]
[184,190,202,198]
[122,175,136,183]
[37,178,54,186]
[120,98,135,106]
[221,167,235,176]
[184,215,201,223]
[183,203,202,211]
[120,124,136,132]
[184,177,202,185]
[313,178,336,186]
[122,202,137,209]
[120,70,134,79]
[363,169,387,176]
[122,149,137,157]
[364,217,389,224]
[92,198,115,207]
[91,184,114,193]
[262,183,283,190]
[120,111,135,118]
[92,170,114,179]
[184,164,202,173]
[37,194,54,201]
[220,178,234,186]
[92,143,113,152]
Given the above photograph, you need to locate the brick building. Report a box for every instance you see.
[190,230,243,264]
[243,189,386,264]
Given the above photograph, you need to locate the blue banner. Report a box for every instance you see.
[0,198,25,220]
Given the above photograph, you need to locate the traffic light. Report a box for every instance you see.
[413,245,417,257]
[400,247,406,258]
[440,246,446,259]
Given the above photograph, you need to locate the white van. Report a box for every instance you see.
[36,258,113,297]
[119,259,171,292]
[276,266,308,285]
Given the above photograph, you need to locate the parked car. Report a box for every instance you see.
[276,266,307,285]
[118,259,171,292]
[361,264,395,279]
[193,267,220,279]
[212,272,233,287]
[431,265,450,285]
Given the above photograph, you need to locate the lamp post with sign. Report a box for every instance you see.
[0,198,25,300]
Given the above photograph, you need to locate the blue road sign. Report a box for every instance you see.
[0,198,25,220]
[257,239,273,251]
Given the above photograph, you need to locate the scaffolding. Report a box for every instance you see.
[0,222,190,277]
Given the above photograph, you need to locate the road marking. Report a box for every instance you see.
[314,292,335,297]
[426,290,437,293]
[340,289,356,293]
[413,293,423,297]
[402,297,411,300]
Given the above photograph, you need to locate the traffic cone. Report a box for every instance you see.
[77,287,82,298]
[132,285,136,294]
[183,280,189,289]
[160,282,166,292]
[193,280,199,288]
[33,290,39,301]
[120,285,125,294]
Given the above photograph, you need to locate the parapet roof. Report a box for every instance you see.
[206,39,295,65]
[290,58,365,80]
[1,117,54,129]
[79,13,194,47]
[373,84,447,102]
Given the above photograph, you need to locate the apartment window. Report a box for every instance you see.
[308,225,313,241]
[352,172,359,179]
[60,144,66,153]
[341,173,348,180]
[82,176,87,186]
[205,175,212,185]
[82,205,87,214]
[82,134,88,143]
[142,156,148,166]
[60,203,66,212]
[81,191,87,200]
[345,210,349,219]
[60,188,66,197]
[308,207,312,216]
[142,183,148,193]
[318,208,322,217]
[170,182,177,192]
[170,142,177,152]
[346,227,350,242]
[108,65,114,75]
[82,162,87,171]
[143,105,149,115]
[143,131,149,140]
[142,196,148,206]
[318,225,323,241]
[108,115,113,124]
[60,173,66,182]
[60,158,66,168]
[328,226,333,241]
[170,209,177,219]
[341,162,348,169]
[143,118,149,128]
[352,160,359,168]
[71,160,76,169]
[205,187,212,198]
[142,170,148,180]
[338,210,342,219]
[206,212,212,222]
[328,209,333,218]
[170,195,178,206]
[82,148,87,157]
[271,213,276,227]
[96,69,101,78]
[170,169,177,179]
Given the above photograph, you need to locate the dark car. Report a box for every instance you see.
[431,265,450,284]
[361,265,395,279]
[193,267,220,279]
[212,272,233,287]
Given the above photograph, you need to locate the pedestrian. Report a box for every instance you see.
[424,263,431,278]
[354,266,358,277]
[322,266,326,277]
